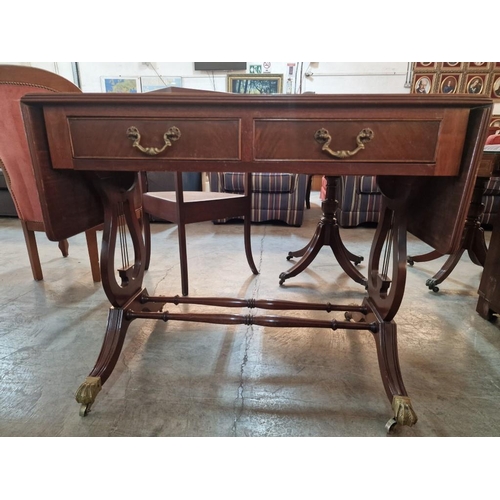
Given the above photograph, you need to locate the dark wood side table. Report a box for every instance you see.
[20,91,492,430]
[477,177,500,320]
[408,148,500,292]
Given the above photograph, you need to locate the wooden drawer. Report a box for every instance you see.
[65,117,241,161]
[254,119,441,163]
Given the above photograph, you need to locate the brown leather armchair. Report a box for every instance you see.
[0,64,101,281]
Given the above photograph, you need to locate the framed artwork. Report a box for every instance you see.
[490,117,500,129]
[489,116,500,135]
[414,62,437,71]
[412,73,435,94]
[491,74,500,99]
[467,62,491,71]
[464,74,489,95]
[227,73,283,94]
[440,62,465,71]
[101,77,140,93]
[140,76,182,92]
[411,62,500,100]
[437,73,462,94]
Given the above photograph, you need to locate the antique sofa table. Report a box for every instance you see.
[20,91,492,431]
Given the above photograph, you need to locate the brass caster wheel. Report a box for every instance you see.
[279,272,287,286]
[407,259,414,266]
[385,417,397,433]
[286,255,293,261]
[79,403,92,417]
[344,312,353,321]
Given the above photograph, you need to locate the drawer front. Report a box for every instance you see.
[254,119,440,162]
[68,117,241,160]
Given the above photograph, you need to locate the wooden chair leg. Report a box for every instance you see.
[85,229,101,283]
[20,220,43,281]
[244,215,258,275]
[58,239,69,257]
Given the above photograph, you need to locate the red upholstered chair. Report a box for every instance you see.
[0,64,101,281]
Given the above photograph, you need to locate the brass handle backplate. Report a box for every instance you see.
[314,128,374,159]
[127,125,181,156]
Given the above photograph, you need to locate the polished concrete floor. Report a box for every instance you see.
[1,192,499,437]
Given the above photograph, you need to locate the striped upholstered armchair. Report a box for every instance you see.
[320,175,382,228]
[482,177,500,226]
[321,174,500,228]
[209,172,308,226]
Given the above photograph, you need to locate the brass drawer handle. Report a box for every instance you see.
[314,128,374,159]
[126,125,181,156]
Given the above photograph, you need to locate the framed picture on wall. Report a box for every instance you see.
[491,74,500,100]
[437,73,462,94]
[227,73,283,94]
[101,77,141,93]
[412,73,435,94]
[140,76,182,92]
[414,62,437,71]
[489,116,500,132]
[440,62,464,71]
[464,74,489,94]
[467,62,492,71]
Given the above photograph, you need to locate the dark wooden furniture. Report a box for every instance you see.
[20,92,492,431]
[143,171,258,296]
[0,65,101,282]
[407,148,500,292]
[279,175,366,287]
[477,149,500,320]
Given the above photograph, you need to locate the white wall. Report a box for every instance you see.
[3,61,499,114]
[73,61,411,94]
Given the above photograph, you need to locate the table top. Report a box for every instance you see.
[20,91,493,256]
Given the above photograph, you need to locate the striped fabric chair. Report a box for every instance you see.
[323,174,500,228]
[320,175,382,228]
[209,172,308,226]
[482,177,500,226]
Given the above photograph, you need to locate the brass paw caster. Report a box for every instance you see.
[79,403,92,417]
[75,376,102,417]
[386,395,418,432]
[385,417,397,433]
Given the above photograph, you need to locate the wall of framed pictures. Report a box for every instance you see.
[411,62,500,101]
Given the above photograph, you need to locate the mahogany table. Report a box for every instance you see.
[477,149,500,320]
[407,147,500,292]
[20,91,492,431]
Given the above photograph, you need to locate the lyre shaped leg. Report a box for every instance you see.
[366,200,408,322]
[91,172,146,308]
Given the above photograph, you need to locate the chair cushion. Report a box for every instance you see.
[220,172,297,194]
[483,177,500,196]
[358,175,380,195]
